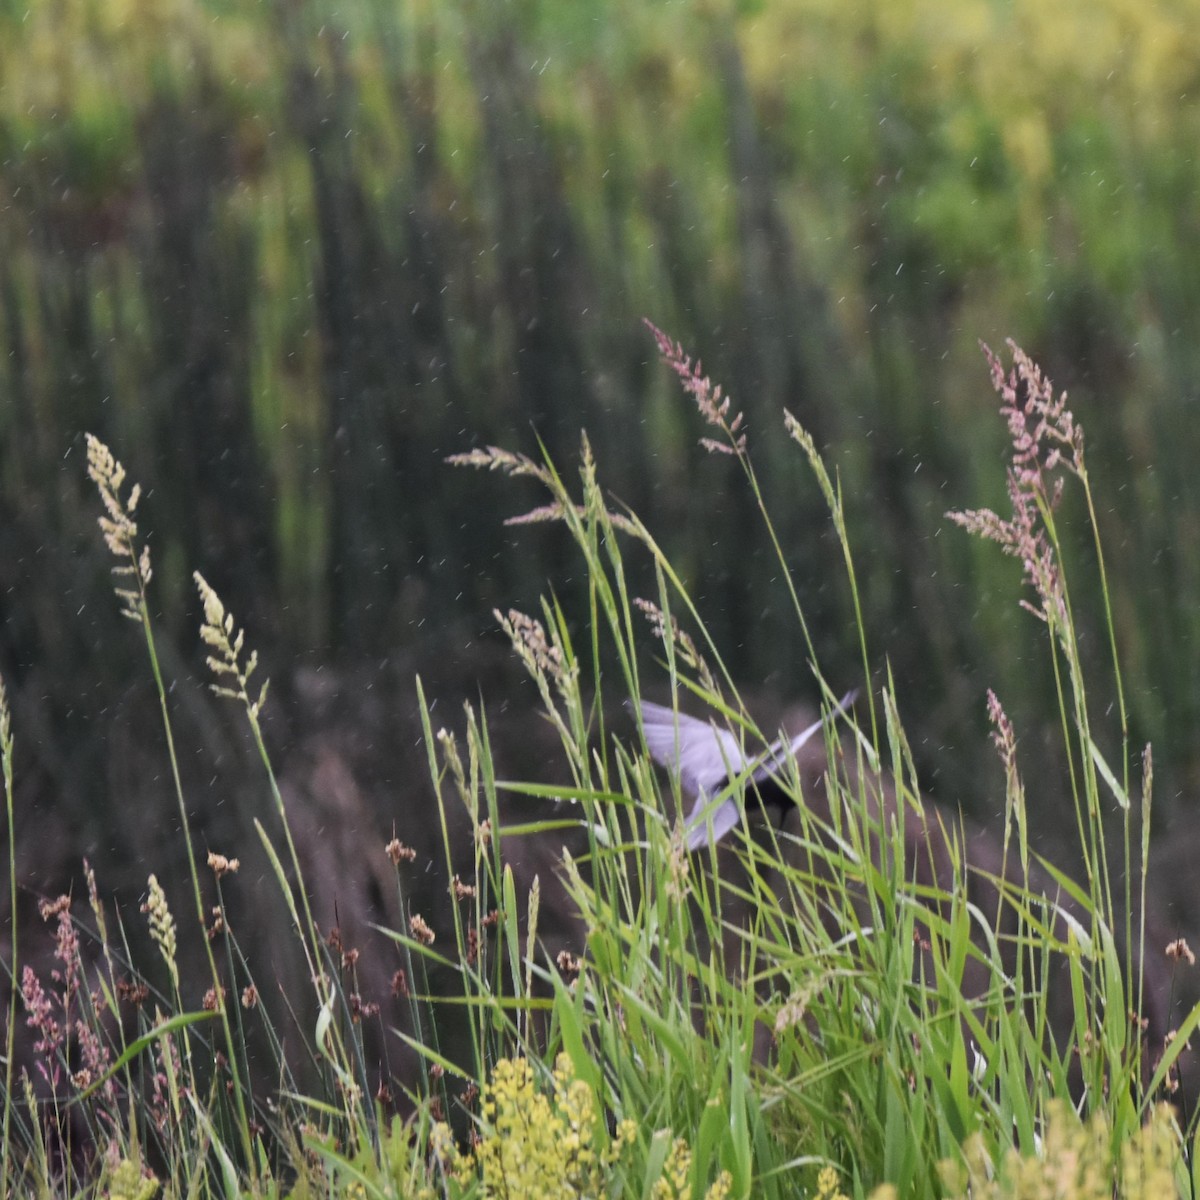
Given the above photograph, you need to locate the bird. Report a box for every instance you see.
[634,691,858,850]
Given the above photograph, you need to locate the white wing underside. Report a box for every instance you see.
[636,693,855,850]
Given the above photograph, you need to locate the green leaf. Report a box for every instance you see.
[72,1010,218,1104]
[1089,737,1130,810]
[187,1091,241,1196]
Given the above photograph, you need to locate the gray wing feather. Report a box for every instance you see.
[749,689,858,784]
[636,699,746,796]
[683,794,742,850]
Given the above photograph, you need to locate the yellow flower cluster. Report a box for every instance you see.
[814,1165,851,1200]
[941,1101,1182,1200]
[649,1134,733,1200]
[431,1055,744,1198]
[436,1054,634,1198]
[436,1054,748,1199]
[651,1138,692,1200]
[104,1158,159,1200]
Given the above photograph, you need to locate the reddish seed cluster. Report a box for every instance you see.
[118,978,150,1008]
[39,895,71,920]
[206,852,240,878]
[348,993,380,1023]
[207,905,226,940]
[386,837,417,865]
[1166,938,1196,965]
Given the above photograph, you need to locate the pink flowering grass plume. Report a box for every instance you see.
[644,319,746,455]
[947,339,1130,782]
[986,688,1028,876]
[20,966,62,1092]
[947,341,1085,630]
[19,895,116,1108]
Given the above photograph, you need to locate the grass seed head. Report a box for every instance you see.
[194,571,269,717]
[142,875,178,990]
[85,433,151,619]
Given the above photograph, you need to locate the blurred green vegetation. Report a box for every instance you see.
[3,0,1200,833]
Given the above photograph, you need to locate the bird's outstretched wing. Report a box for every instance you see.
[749,689,859,785]
[636,699,746,796]
[633,690,858,851]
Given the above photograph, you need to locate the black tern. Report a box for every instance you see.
[634,691,858,850]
